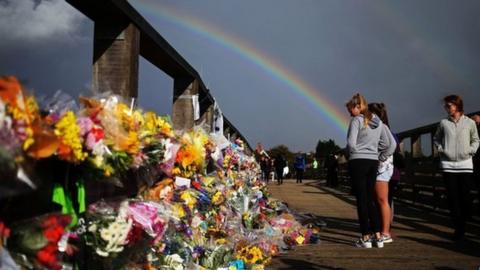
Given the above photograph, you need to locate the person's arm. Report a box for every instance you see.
[470,121,480,155]
[433,122,444,153]
[346,118,360,153]
[379,125,397,162]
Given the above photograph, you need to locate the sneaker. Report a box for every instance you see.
[355,238,372,248]
[373,237,384,248]
[381,234,393,243]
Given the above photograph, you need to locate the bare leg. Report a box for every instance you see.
[375,181,390,235]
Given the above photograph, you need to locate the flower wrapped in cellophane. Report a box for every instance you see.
[6,214,73,270]
[173,129,211,178]
[0,76,325,270]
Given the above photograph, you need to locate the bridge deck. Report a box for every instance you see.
[268,180,480,270]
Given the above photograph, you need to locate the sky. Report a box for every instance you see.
[1,0,480,152]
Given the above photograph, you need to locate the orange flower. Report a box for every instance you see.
[0,76,21,106]
[27,119,59,159]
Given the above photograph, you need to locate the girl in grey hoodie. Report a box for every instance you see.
[433,95,479,240]
[346,94,396,248]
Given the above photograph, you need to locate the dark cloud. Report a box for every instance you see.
[0,0,87,47]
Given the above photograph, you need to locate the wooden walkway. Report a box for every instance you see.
[268,180,480,270]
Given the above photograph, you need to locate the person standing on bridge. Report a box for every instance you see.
[368,102,397,244]
[294,152,306,183]
[434,95,479,240]
[346,93,396,248]
[274,154,286,185]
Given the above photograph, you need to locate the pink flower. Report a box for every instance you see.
[76,117,93,136]
[85,133,97,150]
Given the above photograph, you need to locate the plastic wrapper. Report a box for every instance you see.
[6,213,73,270]
[1,77,322,270]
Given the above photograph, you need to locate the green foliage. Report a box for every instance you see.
[315,139,341,161]
[267,144,294,165]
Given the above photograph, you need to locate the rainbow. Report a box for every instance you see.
[133,0,349,134]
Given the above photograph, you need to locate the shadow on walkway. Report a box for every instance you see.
[302,180,480,258]
[273,258,346,270]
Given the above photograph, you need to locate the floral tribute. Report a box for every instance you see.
[1,76,321,270]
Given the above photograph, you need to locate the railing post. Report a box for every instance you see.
[197,102,214,132]
[412,134,422,158]
[172,78,199,131]
[93,21,139,98]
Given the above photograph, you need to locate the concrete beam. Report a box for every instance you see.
[172,78,199,131]
[93,21,139,98]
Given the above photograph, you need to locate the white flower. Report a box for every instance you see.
[99,228,112,241]
[162,138,174,162]
[96,248,109,257]
[88,224,97,233]
[164,254,184,270]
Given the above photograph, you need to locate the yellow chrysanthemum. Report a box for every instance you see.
[54,111,87,163]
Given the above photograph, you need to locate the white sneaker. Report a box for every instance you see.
[381,234,393,243]
[355,238,372,248]
[373,237,384,248]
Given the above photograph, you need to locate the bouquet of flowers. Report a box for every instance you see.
[7,214,72,270]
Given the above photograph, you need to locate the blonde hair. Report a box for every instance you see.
[346,93,372,127]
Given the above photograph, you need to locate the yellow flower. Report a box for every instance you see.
[212,191,224,205]
[172,204,186,219]
[180,190,197,210]
[54,111,87,163]
[143,112,174,138]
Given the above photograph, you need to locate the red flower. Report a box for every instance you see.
[36,243,61,270]
[191,181,201,190]
[91,127,104,141]
[42,216,59,228]
[43,226,64,242]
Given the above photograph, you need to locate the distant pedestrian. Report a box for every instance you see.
[434,95,479,240]
[260,156,269,183]
[275,155,286,185]
[312,158,318,169]
[294,153,306,183]
[312,158,319,179]
[368,102,397,244]
[326,154,339,187]
[270,158,276,182]
[345,93,396,248]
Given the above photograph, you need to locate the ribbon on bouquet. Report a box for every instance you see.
[51,179,86,228]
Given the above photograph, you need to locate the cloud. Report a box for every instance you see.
[0,0,86,45]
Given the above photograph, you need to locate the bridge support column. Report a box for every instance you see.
[93,21,139,98]
[197,103,214,132]
[172,78,199,131]
[412,135,422,158]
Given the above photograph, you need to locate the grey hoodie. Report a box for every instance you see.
[347,114,397,161]
[433,115,479,162]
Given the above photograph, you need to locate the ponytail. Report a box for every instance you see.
[346,93,372,127]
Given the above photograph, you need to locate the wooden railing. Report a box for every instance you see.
[66,0,252,154]
[1,0,253,224]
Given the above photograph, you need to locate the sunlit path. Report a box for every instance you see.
[268,179,480,270]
